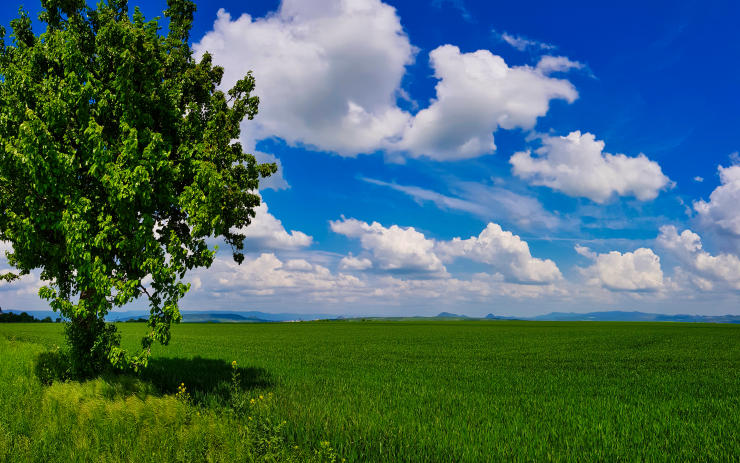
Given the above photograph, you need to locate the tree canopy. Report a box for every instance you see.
[0,0,275,375]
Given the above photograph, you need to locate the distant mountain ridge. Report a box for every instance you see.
[436,312,469,318]
[110,310,337,323]
[443,311,739,323]
[529,311,740,323]
[4,309,739,324]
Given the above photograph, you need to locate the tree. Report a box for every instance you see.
[0,0,275,376]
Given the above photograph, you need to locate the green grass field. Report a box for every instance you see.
[1,321,739,462]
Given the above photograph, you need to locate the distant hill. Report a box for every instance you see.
[484,313,518,320]
[110,310,338,323]
[436,312,469,318]
[179,313,266,323]
[4,309,739,324]
[531,311,740,323]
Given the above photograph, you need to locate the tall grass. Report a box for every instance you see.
[1,320,739,461]
[0,335,339,462]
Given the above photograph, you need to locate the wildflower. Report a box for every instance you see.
[250,398,256,405]
[231,360,237,368]
[259,395,264,400]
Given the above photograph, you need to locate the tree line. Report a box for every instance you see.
[0,307,59,323]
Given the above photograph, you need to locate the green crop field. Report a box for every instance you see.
[1,321,739,462]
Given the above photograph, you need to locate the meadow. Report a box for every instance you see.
[1,320,739,461]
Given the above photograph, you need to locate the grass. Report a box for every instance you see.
[1,320,739,461]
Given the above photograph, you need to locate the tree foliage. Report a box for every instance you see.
[0,0,275,375]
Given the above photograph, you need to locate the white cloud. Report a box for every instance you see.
[199,252,364,297]
[657,225,740,290]
[253,150,289,191]
[535,55,584,75]
[452,181,563,230]
[0,259,46,307]
[694,176,704,183]
[330,218,446,275]
[187,249,568,313]
[694,165,740,237]
[365,272,564,302]
[361,177,562,230]
[331,218,561,283]
[398,45,577,160]
[284,259,314,271]
[0,241,12,259]
[494,30,555,52]
[511,131,671,203]
[577,246,664,291]
[195,5,579,162]
[239,198,312,251]
[339,255,373,271]
[193,0,414,156]
[436,223,562,284]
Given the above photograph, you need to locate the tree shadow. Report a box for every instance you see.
[33,350,273,407]
[140,356,273,406]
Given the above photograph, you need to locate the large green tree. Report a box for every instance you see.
[0,0,275,376]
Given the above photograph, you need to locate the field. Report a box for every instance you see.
[1,321,739,461]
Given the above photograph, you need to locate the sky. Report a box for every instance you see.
[2,0,740,317]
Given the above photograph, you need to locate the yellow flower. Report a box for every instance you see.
[231,360,237,367]
[250,398,256,405]
[259,395,264,400]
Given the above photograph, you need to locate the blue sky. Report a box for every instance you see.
[2,0,740,317]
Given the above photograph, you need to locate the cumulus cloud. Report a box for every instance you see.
[398,45,577,160]
[365,271,565,302]
[195,3,580,162]
[511,131,671,203]
[331,218,561,283]
[186,249,568,313]
[436,223,562,284]
[577,246,664,291]
[339,255,373,271]
[193,0,414,156]
[239,199,312,251]
[657,225,740,290]
[199,253,363,297]
[693,165,740,238]
[330,218,446,275]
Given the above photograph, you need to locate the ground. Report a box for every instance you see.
[1,320,738,461]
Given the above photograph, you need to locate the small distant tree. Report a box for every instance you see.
[0,0,275,376]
